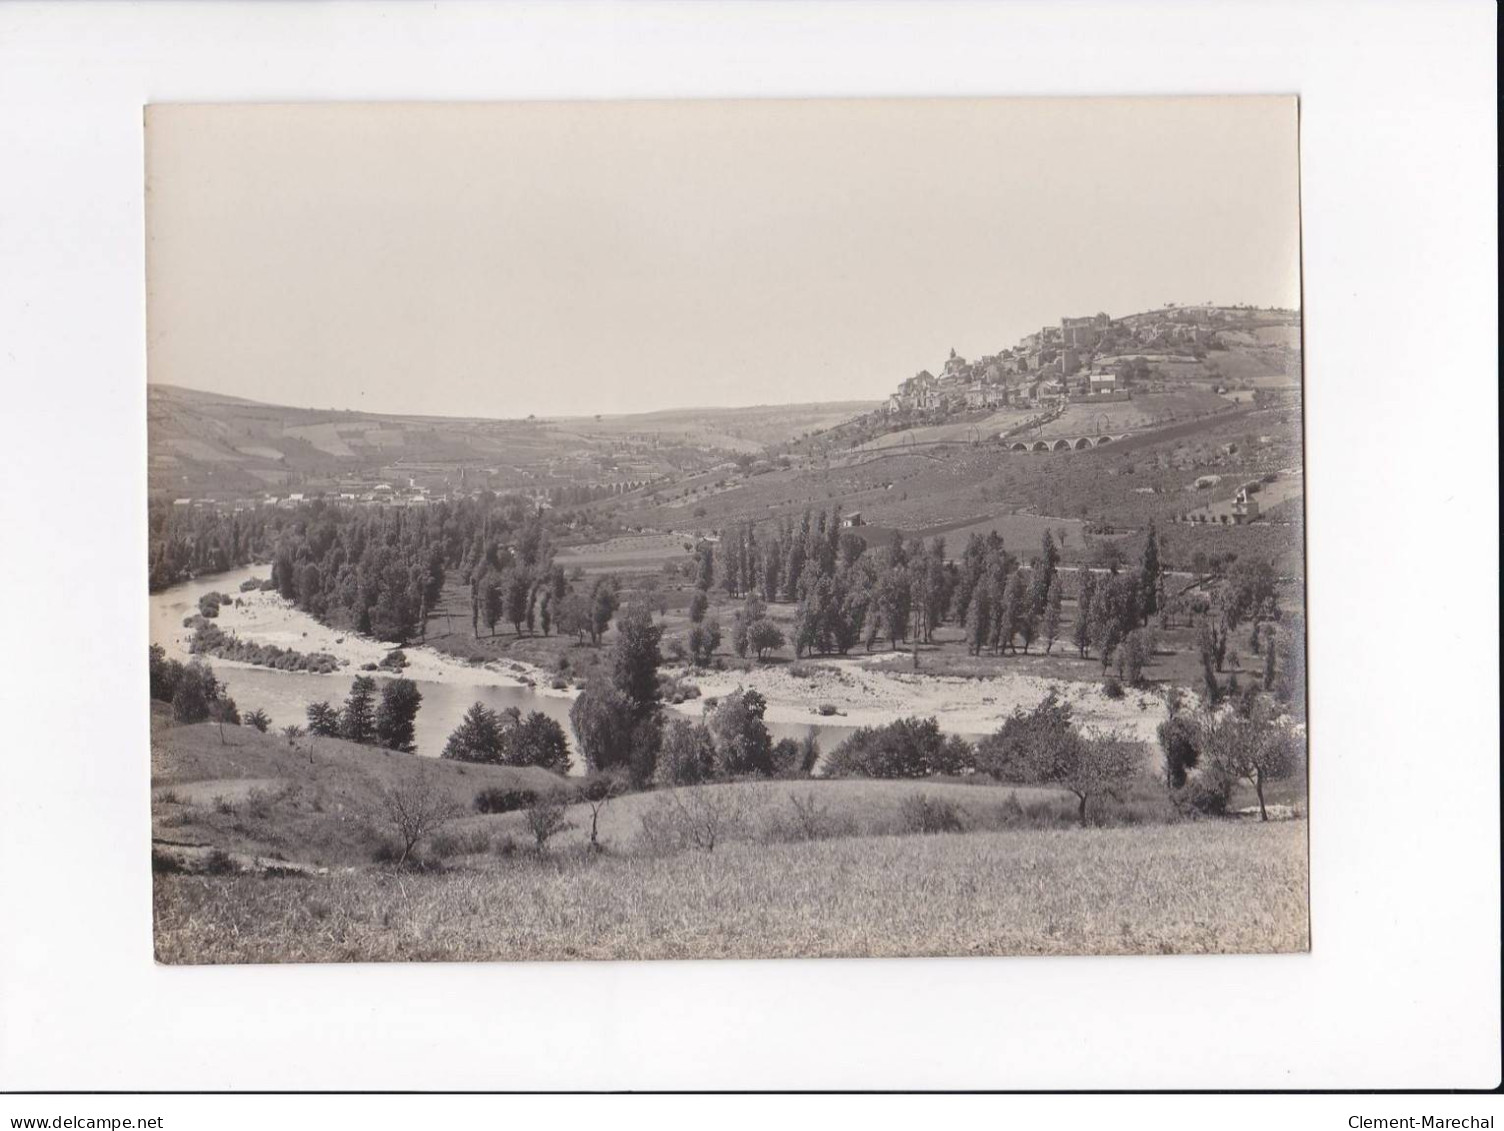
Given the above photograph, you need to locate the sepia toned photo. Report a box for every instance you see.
[146,97,1307,964]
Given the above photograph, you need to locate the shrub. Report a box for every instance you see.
[473,787,539,815]
[376,772,464,865]
[243,708,271,733]
[823,717,974,779]
[765,790,855,843]
[1157,712,1201,789]
[428,827,493,858]
[636,787,751,854]
[151,848,186,874]
[524,791,574,853]
[1103,675,1125,699]
[203,849,238,875]
[1171,769,1236,817]
[987,791,1076,830]
[769,737,804,777]
[245,788,274,819]
[897,793,966,835]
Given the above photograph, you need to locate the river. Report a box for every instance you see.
[149,567,857,769]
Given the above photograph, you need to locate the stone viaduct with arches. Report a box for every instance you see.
[1003,434,1125,453]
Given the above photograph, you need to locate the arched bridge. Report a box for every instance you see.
[1003,435,1124,453]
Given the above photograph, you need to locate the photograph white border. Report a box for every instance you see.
[0,0,1497,1092]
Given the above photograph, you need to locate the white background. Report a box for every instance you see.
[0,0,1497,1095]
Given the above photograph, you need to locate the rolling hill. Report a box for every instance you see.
[147,383,877,499]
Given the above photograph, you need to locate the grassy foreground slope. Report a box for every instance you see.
[151,705,1308,963]
[151,705,566,869]
[154,821,1308,963]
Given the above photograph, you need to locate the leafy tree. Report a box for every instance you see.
[1073,568,1097,658]
[339,676,378,744]
[1198,623,1223,704]
[481,572,504,636]
[612,602,663,720]
[208,693,240,743]
[1030,529,1059,616]
[983,703,1138,827]
[708,687,774,776]
[171,660,218,724]
[1042,577,1063,654]
[306,700,341,737]
[876,563,912,648]
[1014,571,1040,654]
[377,771,462,866]
[694,542,715,590]
[442,702,507,763]
[770,737,805,777]
[796,727,822,775]
[509,710,571,773]
[686,617,721,667]
[965,578,992,655]
[1157,710,1200,789]
[823,716,974,779]
[569,674,638,777]
[656,716,717,786]
[747,618,785,660]
[1199,704,1302,821]
[503,569,532,635]
[374,677,423,753]
[589,578,620,645]
[688,589,709,624]
[1223,556,1277,628]
[1091,538,1127,574]
[975,689,1075,779]
[1138,520,1162,624]
[577,773,625,853]
[1115,629,1150,687]
[555,592,592,643]
[149,644,185,703]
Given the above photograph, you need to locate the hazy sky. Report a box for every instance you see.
[146,98,1300,418]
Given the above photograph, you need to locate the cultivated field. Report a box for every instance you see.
[1033,390,1232,439]
[554,532,696,574]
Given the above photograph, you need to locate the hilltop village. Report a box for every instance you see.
[886,303,1300,415]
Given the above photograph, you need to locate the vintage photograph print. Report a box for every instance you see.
[147,98,1306,964]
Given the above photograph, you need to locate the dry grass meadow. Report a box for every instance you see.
[154,820,1308,964]
[151,710,1308,964]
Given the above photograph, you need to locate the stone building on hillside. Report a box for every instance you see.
[1060,312,1111,350]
